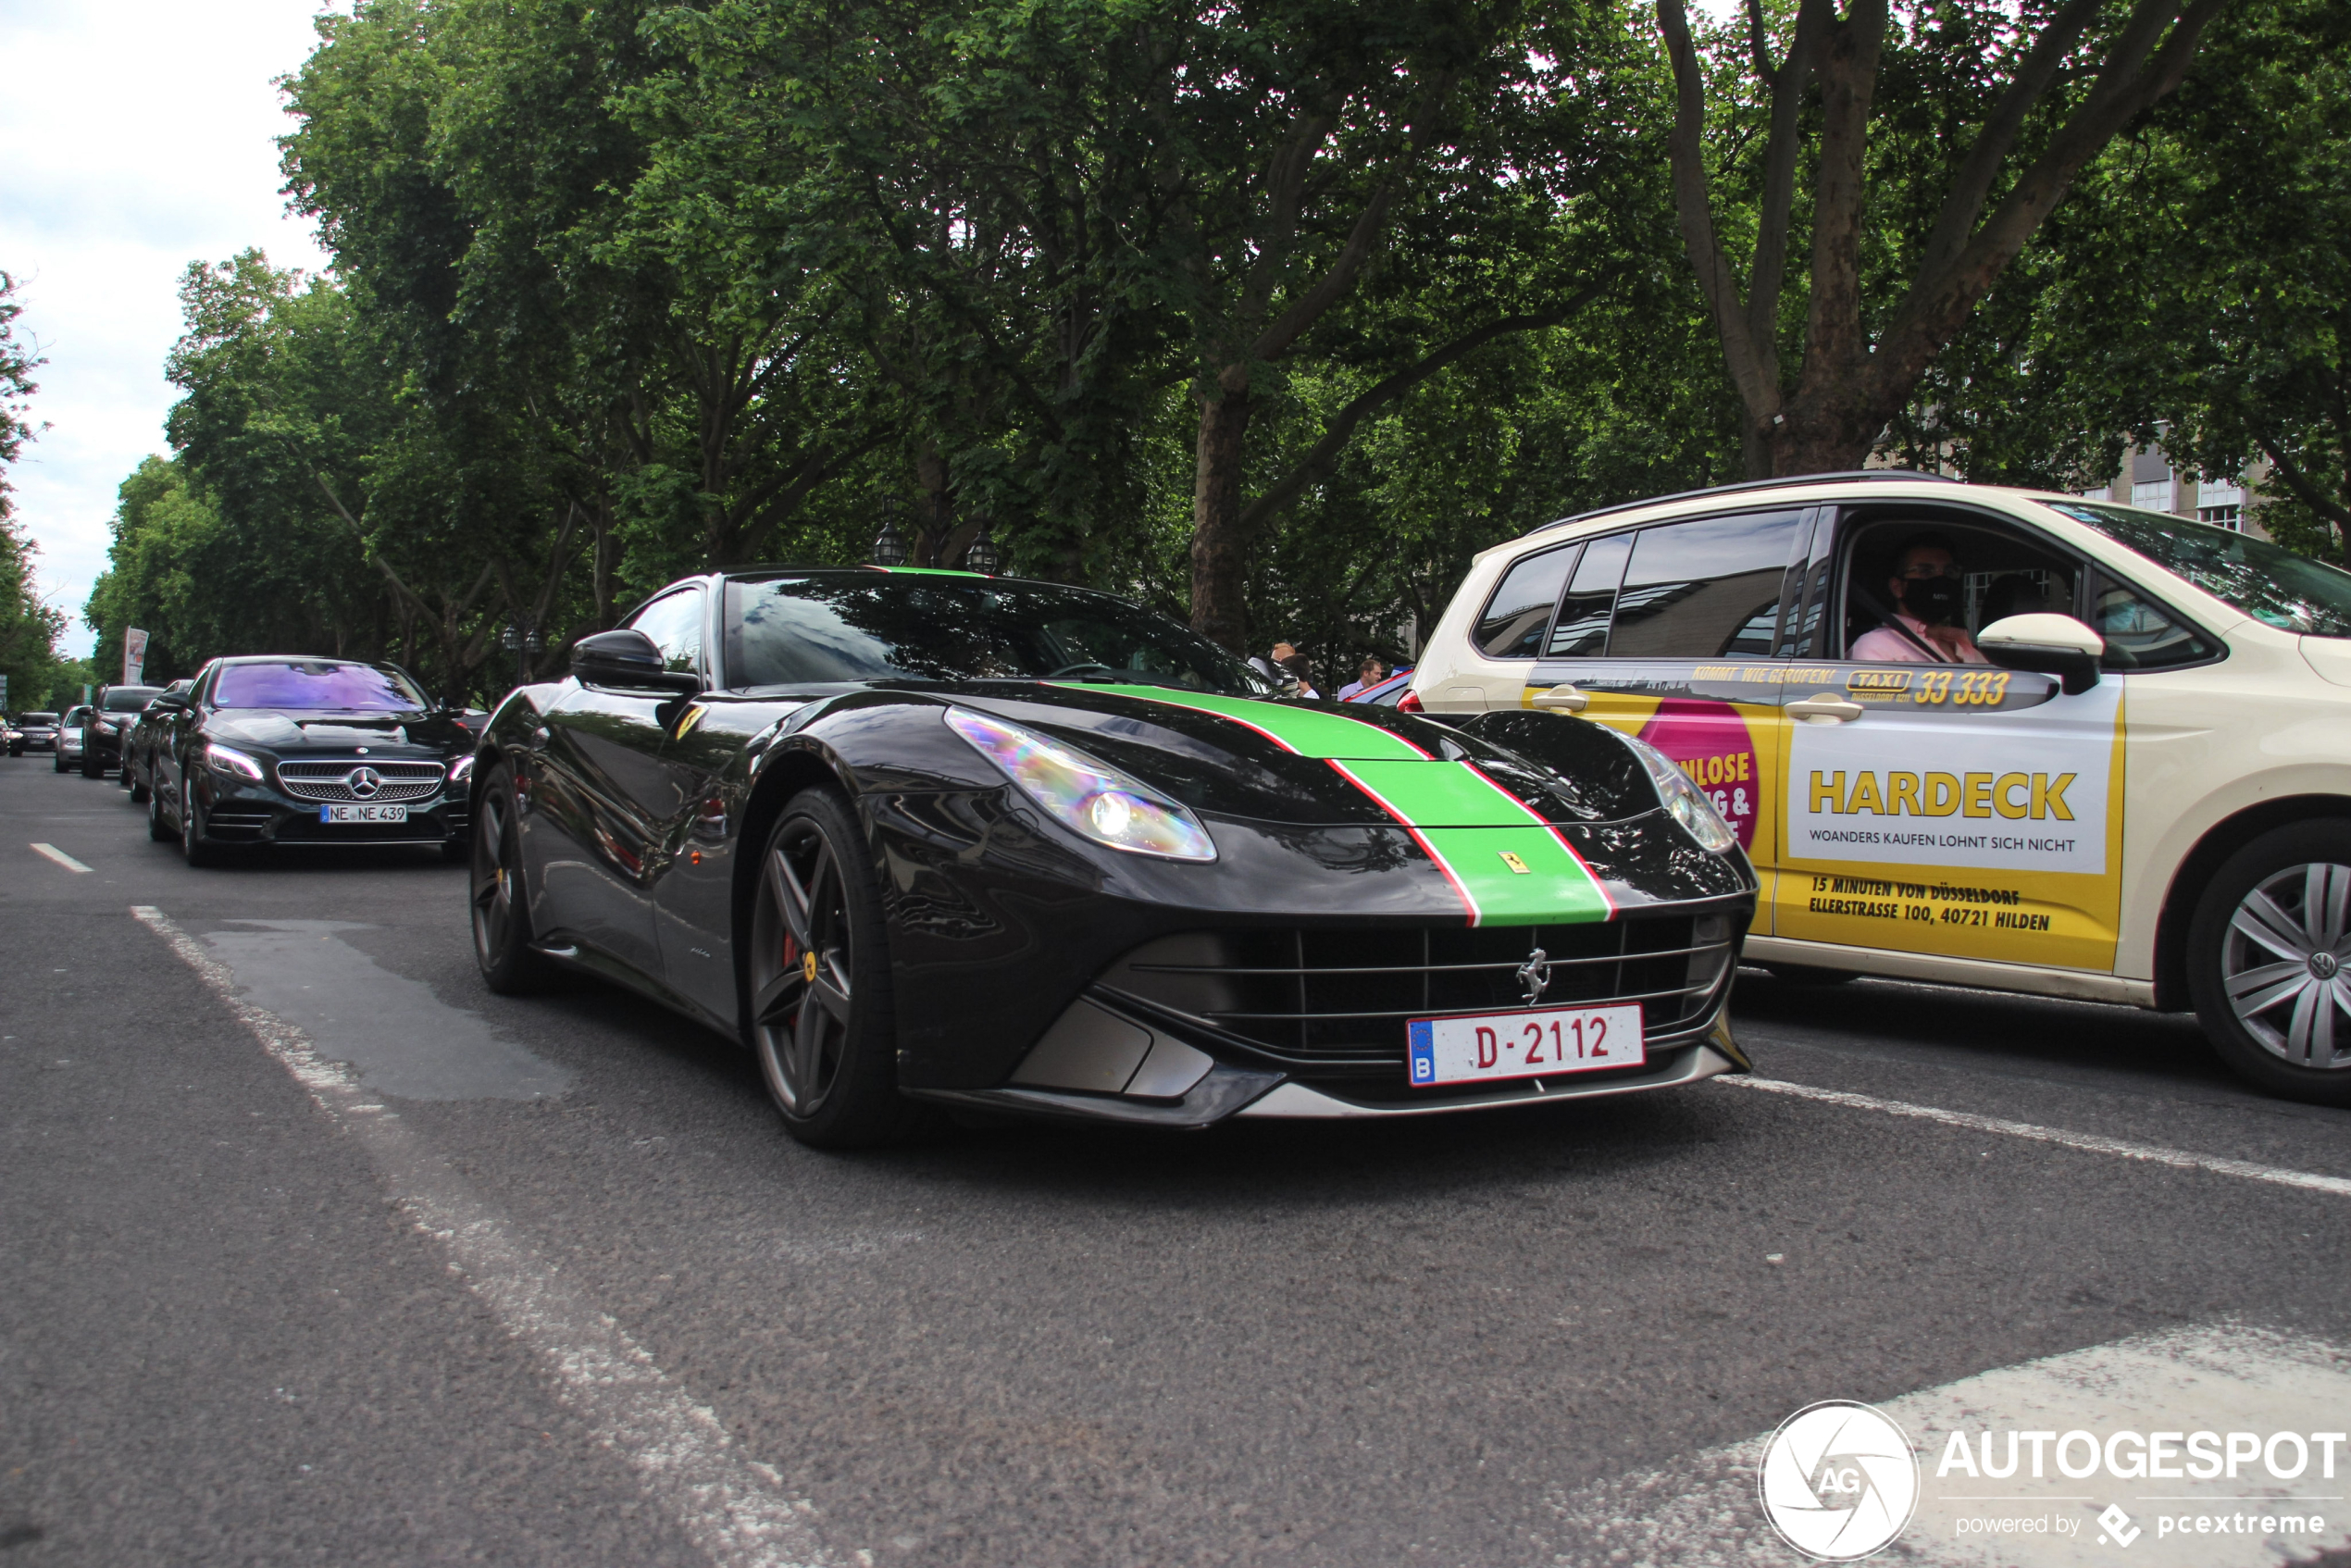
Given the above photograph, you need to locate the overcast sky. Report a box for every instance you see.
[1,0,336,663]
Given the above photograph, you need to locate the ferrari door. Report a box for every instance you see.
[525,587,708,982]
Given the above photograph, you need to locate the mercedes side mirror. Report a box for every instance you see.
[570,628,703,696]
[1978,613,2104,696]
[151,693,189,712]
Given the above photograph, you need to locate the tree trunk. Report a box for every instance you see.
[1189,371,1254,653]
[1769,392,1891,474]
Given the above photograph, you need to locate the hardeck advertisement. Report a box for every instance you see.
[1774,673,2127,971]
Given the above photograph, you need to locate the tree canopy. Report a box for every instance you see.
[77,0,2351,695]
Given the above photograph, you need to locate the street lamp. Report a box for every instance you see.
[872,498,910,567]
[499,621,543,689]
[963,523,1001,576]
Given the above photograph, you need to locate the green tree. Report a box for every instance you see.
[0,269,68,712]
[1657,0,2228,478]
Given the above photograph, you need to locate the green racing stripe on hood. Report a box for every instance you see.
[1051,684,1611,924]
[1054,684,1429,760]
[1332,759,1613,927]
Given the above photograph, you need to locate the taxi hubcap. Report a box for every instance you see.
[2222,863,2351,1070]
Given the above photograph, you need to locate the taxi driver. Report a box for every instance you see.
[1851,531,1987,665]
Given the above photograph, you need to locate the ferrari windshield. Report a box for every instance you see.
[213,661,428,711]
[2042,501,2351,637]
[723,574,1272,693]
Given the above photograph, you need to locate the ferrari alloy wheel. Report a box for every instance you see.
[471,767,555,994]
[2189,820,2351,1106]
[747,788,917,1148]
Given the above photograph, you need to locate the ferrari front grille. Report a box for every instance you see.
[1095,915,1736,1068]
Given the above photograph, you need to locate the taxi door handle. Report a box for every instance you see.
[1531,685,1588,714]
[1786,694,1865,724]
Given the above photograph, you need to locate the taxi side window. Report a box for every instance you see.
[2089,572,2217,669]
[1548,532,1633,656]
[627,588,707,675]
[1473,543,1579,658]
[1607,510,1805,659]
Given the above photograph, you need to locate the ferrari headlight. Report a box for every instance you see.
[204,741,266,781]
[1620,733,1738,853]
[448,753,476,785]
[945,707,1216,862]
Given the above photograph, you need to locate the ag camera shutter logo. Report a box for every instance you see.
[1759,1400,1921,1561]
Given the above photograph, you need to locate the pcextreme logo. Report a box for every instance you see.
[1758,1400,1921,1561]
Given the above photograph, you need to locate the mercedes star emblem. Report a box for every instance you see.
[346,765,384,800]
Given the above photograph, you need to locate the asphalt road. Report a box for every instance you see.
[4,755,2347,1568]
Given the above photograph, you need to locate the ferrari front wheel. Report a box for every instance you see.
[746,788,918,1149]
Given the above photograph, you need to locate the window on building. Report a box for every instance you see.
[2080,485,2111,502]
[2131,479,2174,512]
[2199,505,2243,530]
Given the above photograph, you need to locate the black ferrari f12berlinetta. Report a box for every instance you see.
[469,567,1756,1145]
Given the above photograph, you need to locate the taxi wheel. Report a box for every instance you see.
[2188,821,2351,1107]
[745,789,922,1149]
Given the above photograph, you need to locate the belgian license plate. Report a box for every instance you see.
[1407,1002,1644,1087]
[321,803,408,824]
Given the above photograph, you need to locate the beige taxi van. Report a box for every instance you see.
[1410,472,2351,1105]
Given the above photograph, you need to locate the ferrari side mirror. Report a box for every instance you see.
[572,628,703,696]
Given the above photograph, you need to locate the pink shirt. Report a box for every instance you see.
[1849,614,1987,665]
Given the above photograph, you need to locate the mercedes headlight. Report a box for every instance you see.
[448,753,476,785]
[204,741,266,781]
[1620,733,1738,853]
[945,707,1216,862]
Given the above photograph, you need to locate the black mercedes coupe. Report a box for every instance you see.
[146,656,479,865]
[469,568,1758,1145]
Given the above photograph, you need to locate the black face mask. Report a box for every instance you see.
[1902,574,1961,625]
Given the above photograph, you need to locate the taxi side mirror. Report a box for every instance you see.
[1978,613,2103,696]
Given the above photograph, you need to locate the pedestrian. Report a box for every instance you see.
[1278,651,1320,700]
[1335,656,1387,702]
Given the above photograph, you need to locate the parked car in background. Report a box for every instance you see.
[54,705,92,773]
[121,680,194,801]
[9,712,58,755]
[1342,669,1418,707]
[81,684,165,778]
[146,656,476,866]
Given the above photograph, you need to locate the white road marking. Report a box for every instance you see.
[1539,1324,2351,1566]
[131,904,835,1568]
[1722,1076,2351,1199]
[203,919,573,1100]
[30,841,92,873]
